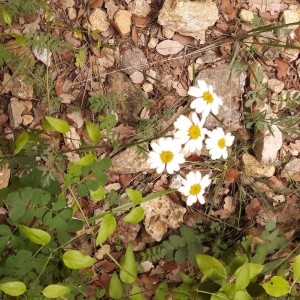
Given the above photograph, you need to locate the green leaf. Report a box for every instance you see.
[262,276,290,297]
[120,243,137,284]
[14,131,29,154]
[180,225,196,243]
[233,290,252,300]
[174,247,187,264]
[90,185,106,201]
[0,43,11,66]
[96,213,116,245]
[249,263,264,280]
[196,254,227,283]
[126,188,142,204]
[96,157,112,171]
[77,153,95,166]
[86,121,101,142]
[123,206,144,224]
[293,255,300,282]
[234,262,250,290]
[44,116,70,133]
[131,284,144,300]
[19,225,51,245]
[62,250,96,269]
[109,272,123,299]
[154,281,168,300]
[1,9,12,25]
[42,284,70,298]
[0,281,26,296]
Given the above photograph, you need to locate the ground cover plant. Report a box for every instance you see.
[0,0,300,299]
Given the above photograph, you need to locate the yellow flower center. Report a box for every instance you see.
[203,91,213,103]
[160,151,173,163]
[189,184,201,195]
[218,138,226,149]
[189,125,201,139]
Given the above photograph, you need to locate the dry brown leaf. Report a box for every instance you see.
[132,15,149,28]
[119,174,132,187]
[131,24,139,46]
[105,0,118,19]
[224,168,241,184]
[220,0,237,20]
[88,0,103,9]
[55,76,65,96]
[248,0,288,15]
[22,14,41,33]
[245,198,262,219]
[108,19,124,37]
[274,58,289,80]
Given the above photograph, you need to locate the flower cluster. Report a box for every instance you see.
[147,80,235,206]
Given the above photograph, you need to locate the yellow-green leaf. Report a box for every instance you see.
[42,284,70,298]
[0,281,26,296]
[90,185,105,201]
[19,225,51,245]
[44,116,70,133]
[86,121,101,142]
[120,243,137,284]
[123,206,144,224]
[126,188,142,204]
[14,131,29,154]
[77,153,94,166]
[262,276,290,297]
[96,213,116,245]
[293,255,300,282]
[109,272,123,299]
[62,250,96,269]
[1,9,12,25]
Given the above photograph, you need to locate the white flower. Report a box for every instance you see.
[205,128,235,160]
[173,112,208,153]
[188,80,223,119]
[178,171,211,206]
[147,137,185,174]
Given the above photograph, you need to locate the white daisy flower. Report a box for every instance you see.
[188,80,223,119]
[178,171,211,206]
[147,137,185,174]
[205,128,235,160]
[173,112,208,154]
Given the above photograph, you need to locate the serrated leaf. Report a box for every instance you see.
[169,235,185,248]
[90,185,105,201]
[109,272,123,299]
[174,247,187,264]
[180,225,196,243]
[293,255,300,282]
[19,225,51,245]
[77,153,95,166]
[262,276,290,297]
[14,131,29,154]
[126,188,142,204]
[0,281,26,296]
[86,121,101,142]
[120,243,137,284]
[42,284,70,298]
[44,116,70,133]
[131,284,144,300]
[196,254,227,283]
[62,250,96,269]
[234,262,250,290]
[123,207,144,224]
[96,213,116,245]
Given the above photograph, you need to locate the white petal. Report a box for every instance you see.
[156,164,165,174]
[197,195,206,205]
[197,80,208,91]
[188,86,202,97]
[186,195,197,206]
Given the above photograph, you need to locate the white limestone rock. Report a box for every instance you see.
[158,0,218,42]
[8,98,25,128]
[114,9,132,35]
[87,9,110,32]
[242,153,275,178]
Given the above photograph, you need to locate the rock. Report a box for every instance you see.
[142,82,153,93]
[148,37,158,48]
[129,0,151,17]
[106,72,145,124]
[68,7,77,20]
[239,9,255,23]
[32,46,52,67]
[141,195,186,241]
[87,8,110,32]
[8,98,25,128]
[11,76,33,100]
[158,0,218,42]
[110,146,148,174]
[130,71,144,84]
[1,73,13,93]
[156,40,184,56]
[120,47,148,75]
[67,110,84,128]
[282,9,299,29]
[114,10,132,35]
[64,126,81,150]
[98,47,115,68]
[242,153,275,178]
[253,114,283,162]
[268,78,284,94]
[281,158,300,181]
[22,115,33,126]
[0,151,10,189]
[195,65,246,130]
[61,0,75,9]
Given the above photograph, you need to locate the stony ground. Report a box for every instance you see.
[0,0,300,298]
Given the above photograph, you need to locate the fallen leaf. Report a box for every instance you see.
[89,0,103,9]
[224,168,241,184]
[132,15,149,28]
[156,40,184,56]
[281,158,300,181]
[221,0,237,20]
[55,76,65,96]
[131,24,139,46]
[245,198,262,219]
[274,57,289,80]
